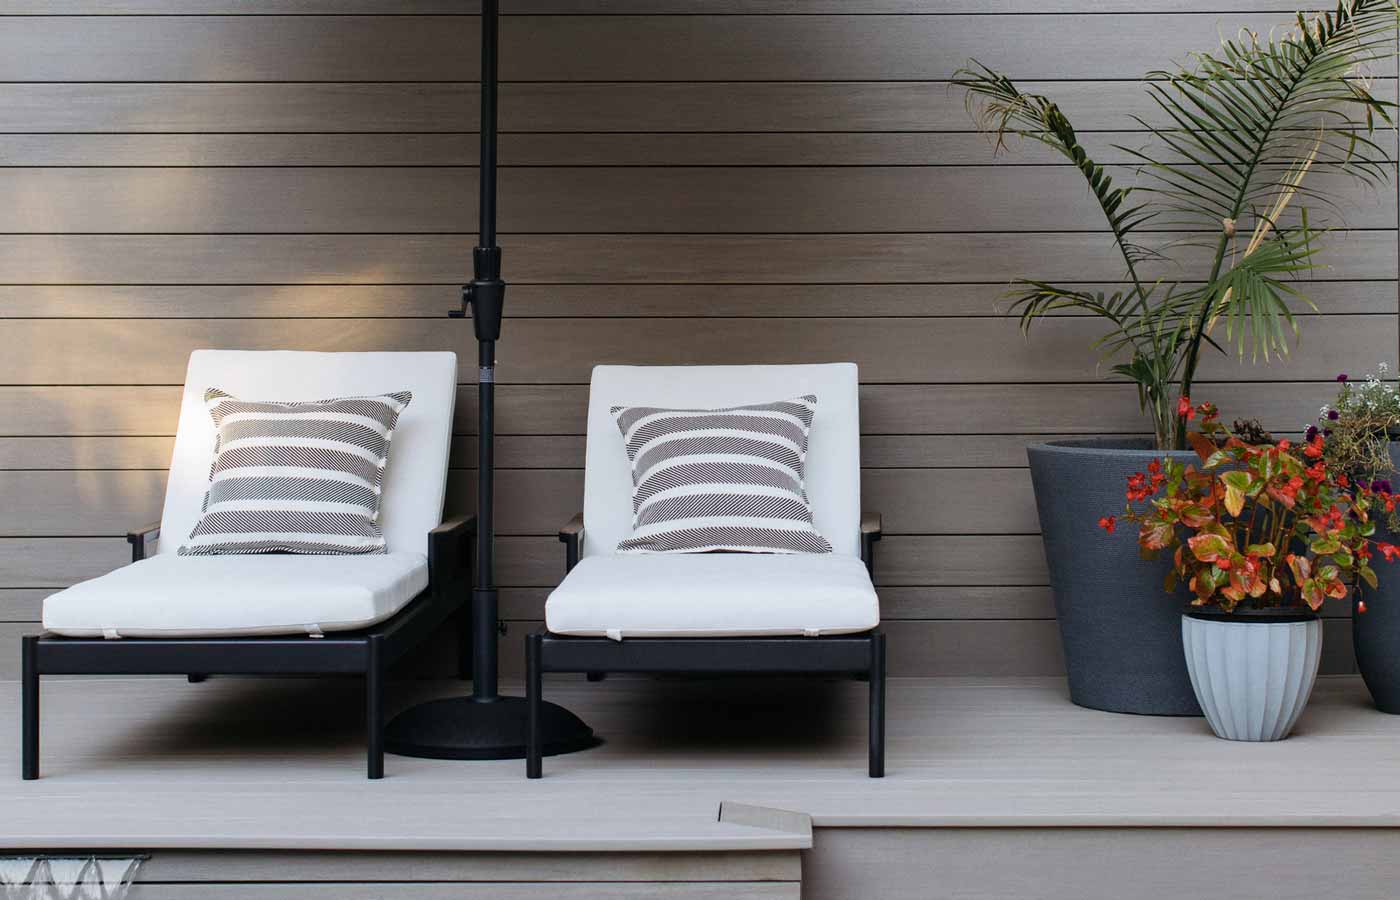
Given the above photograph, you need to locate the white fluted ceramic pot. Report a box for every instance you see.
[1181,611,1322,742]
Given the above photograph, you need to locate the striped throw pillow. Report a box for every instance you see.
[611,395,834,555]
[178,388,412,556]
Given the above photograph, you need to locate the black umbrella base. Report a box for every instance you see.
[384,695,598,760]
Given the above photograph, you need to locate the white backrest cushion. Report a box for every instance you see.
[584,364,860,558]
[160,350,457,557]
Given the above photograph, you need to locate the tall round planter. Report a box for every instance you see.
[1353,441,1400,712]
[1027,439,1202,715]
[1182,610,1322,741]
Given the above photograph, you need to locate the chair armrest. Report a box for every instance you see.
[560,512,584,574]
[126,521,162,562]
[860,511,882,574]
[428,514,476,599]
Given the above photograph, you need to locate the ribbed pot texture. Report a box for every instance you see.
[1181,615,1322,742]
[1353,442,1400,713]
[1027,439,1202,715]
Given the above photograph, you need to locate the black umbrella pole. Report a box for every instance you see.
[381,0,595,763]
[470,0,504,702]
[472,337,498,701]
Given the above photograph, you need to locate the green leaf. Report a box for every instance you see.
[1189,533,1233,562]
[1311,537,1342,556]
[1221,470,1255,516]
[1222,470,1255,491]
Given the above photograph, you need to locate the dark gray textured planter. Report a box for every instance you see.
[1027,439,1203,715]
[1354,442,1400,713]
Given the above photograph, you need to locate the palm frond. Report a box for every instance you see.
[956,2,1398,449]
[953,62,1160,276]
[1133,0,1397,235]
[1205,226,1321,361]
[1003,281,1147,336]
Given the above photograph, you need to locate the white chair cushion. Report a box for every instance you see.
[42,553,429,639]
[545,552,879,639]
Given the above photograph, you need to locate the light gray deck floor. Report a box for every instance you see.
[4,675,1400,851]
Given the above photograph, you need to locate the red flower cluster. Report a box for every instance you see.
[1176,397,1219,422]
[1126,459,1166,502]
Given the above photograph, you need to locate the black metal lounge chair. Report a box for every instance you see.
[22,350,473,781]
[526,363,886,778]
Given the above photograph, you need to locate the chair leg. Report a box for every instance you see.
[366,635,384,780]
[869,632,886,778]
[22,636,39,781]
[187,674,208,683]
[526,632,543,779]
[585,671,607,683]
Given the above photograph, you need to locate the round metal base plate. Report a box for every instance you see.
[384,695,598,760]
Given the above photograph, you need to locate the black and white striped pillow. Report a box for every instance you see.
[611,395,833,555]
[178,388,412,556]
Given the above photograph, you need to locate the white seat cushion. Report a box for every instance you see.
[42,552,429,639]
[545,552,879,639]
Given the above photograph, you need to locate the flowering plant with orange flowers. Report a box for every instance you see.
[1103,400,1398,613]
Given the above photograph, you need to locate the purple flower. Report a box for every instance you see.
[1375,480,1394,494]
[1338,374,1350,382]
[1324,428,1334,437]
[1305,425,1320,441]
[1328,409,1340,421]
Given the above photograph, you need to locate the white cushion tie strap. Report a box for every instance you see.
[102,627,121,640]
[305,624,324,638]
[606,629,623,642]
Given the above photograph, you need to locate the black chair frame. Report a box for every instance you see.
[21,514,475,781]
[526,512,886,778]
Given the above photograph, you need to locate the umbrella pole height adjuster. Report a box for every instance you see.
[449,246,506,346]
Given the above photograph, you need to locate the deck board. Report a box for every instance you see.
[4,675,1400,851]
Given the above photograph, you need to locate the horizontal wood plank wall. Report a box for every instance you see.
[0,2,1394,680]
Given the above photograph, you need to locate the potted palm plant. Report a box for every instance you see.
[1315,366,1400,711]
[955,1,1398,714]
[1116,406,1395,739]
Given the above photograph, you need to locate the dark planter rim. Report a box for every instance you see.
[1184,607,1319,624]
[1028,438,1198,458]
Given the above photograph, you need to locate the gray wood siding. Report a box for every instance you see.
[0,4,1394,678]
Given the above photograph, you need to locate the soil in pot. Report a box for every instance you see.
[1182,608,1322,741]
[1028,438,1202,715]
